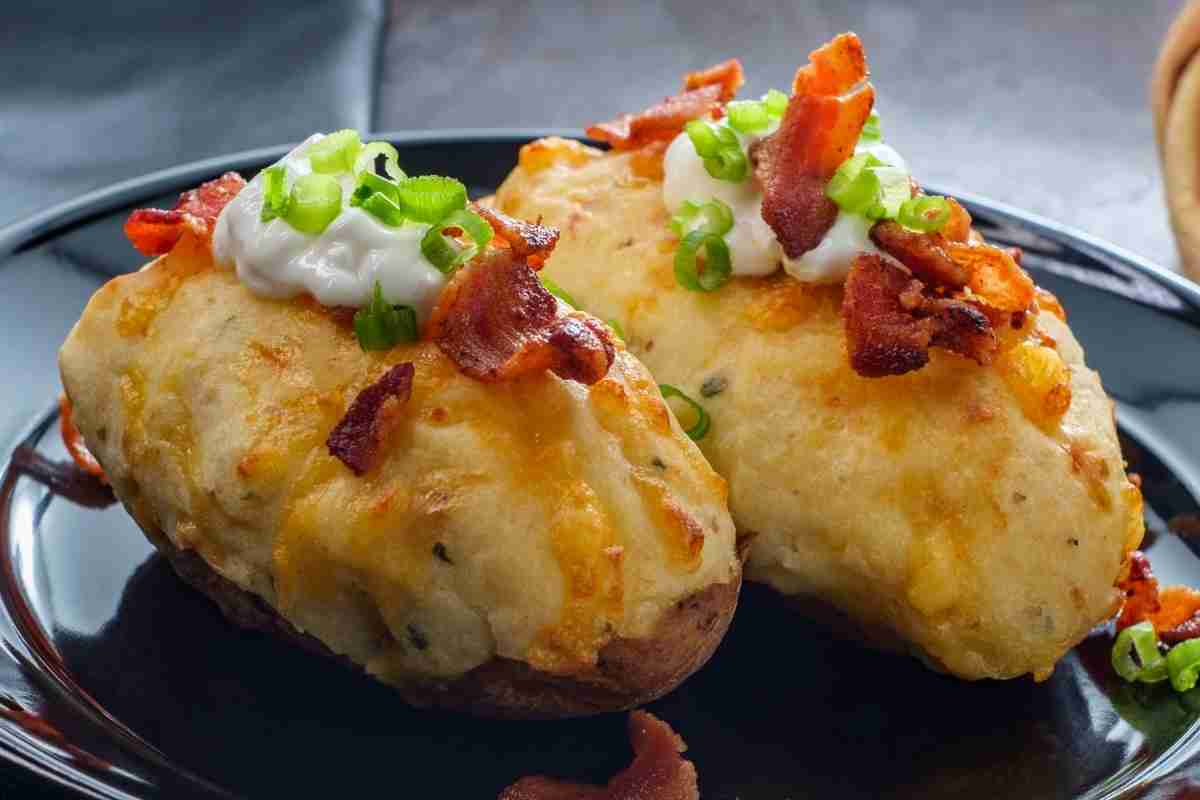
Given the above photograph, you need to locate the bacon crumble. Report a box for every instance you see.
[326,363,415,476]
[586,59,744,150]
[1116,551,1200,644]
[429,249,615,385]
[124,172,246,256]
[498,711,699,800]
[472,204,560,268]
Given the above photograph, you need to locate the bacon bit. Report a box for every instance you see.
[949,241,1036,312]
[939,198,974,243]
[472,204,559,268]
[1115,551,1200,644]
[842,254,998,377]
[1117,551,1160,630]
[326,363,415,476]
[429,249,614,385]
[756,34,874,257]
[586,60,744,150]
[498,711,699,800]
[870,222,972,287]
[59,394,107,483]
[1036,287,1068,322]
[124,172,246,256]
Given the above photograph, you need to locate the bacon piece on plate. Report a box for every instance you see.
[124,172,246,256]
[870,221,972,288]
[757,33,875,257]
[59,394,107,483]
[843,254,998,377]
[586,59,744,150]
[498,711,699,800]
[473,204,560,268]
[326,362,415,476]
[1116,550,1161,630]
[430,249,614,385]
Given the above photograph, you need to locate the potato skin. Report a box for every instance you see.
[58,233,741,716]
[495,138,1145,681]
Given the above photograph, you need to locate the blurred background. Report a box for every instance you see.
[0,1,1186,271]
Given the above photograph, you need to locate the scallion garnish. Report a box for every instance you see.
[539,275,577,308]
[826,152,912,220]
[897,195,952,233]
[353,281,419,351]
[607,318,625,341]
[355,141,405,181]
[860,110,882,144]
[685,120,747,183]
[675,230,732,292]
[1111,622,1168,683]
[420,208,493,274]
[865,164,911,220]
[352,171,401,206]
[727,100,770,134]
[1167,639,1200,692]
[259,165,289,223]
[284,174,342,235]
[309,129,362,175]
[671,198,734,238]
[359,192,406,227]
[396,176,469,225]
[763,89,789,117]
[659,384,710,441]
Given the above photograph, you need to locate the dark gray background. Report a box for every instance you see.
[0,0,1186,271]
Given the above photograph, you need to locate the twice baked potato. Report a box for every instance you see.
[58,152,741,717]
[494,35,1144,680]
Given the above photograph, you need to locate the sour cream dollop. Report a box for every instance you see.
[212,134,446,317]
[660,118,909,284]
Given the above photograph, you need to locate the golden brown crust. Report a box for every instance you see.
[141,520,739,719]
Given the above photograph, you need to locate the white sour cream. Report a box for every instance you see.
[212,134,446,317]
[660,118,909,283]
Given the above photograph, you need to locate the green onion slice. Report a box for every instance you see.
[396,176,468,224]
[685,120,722,158]
[685,121,747,182]
[259,165,289,223]
[607,318,625,341]
[359,192,406,227]
[860,110,882,143]
[283,174,342,235]
[865,164,912,220]
[355,141,405,181]
[897,196,952,233]
[826,153,880,214]
[353,281,419,351]
[763,89,789,117]
[703,146,748,182]
[1167,639,1200,692]
[727,100,770,134]
[1112,622,1167,683]
[308,129,362,175]
[420,208,493,274]
[670,198,734,238]
[659,384,710,441]
[539,275,577,308]
[675,230,732,292]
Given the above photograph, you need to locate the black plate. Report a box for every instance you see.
[0,132,1198,800]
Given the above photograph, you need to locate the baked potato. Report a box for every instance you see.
[494,35,1144,680]
[58,164,741,718]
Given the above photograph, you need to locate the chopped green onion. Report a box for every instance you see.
[865,165,912,220]
[685,120,722,158]
[670,198,734,238]
[355,141,405,181]
[539,275,577,307]
[359,192,406,227]
[353,281,418,351]
[675,230,731,292]
[860,111,882,143]
[703,146,748,182]
[308,129,362,175]
[607,318,625,341]
[420,208,493,274]
[826,153,881,214]
[897,196,952,233]
[351,170,401,206]
[283,174,342,235]
[659,384,710,441]
[685,121,747,182]
[259,165,289,223]
[727,100,770,134]
[1167,639,1200,692]
[1112,622,1167,683]
[396,176,468,224]
[763,89,789,117]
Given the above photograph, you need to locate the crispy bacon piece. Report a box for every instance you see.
[124,172,246,256]
[586,59,744,150]
[59,394,107,483]
[756,33,874,257]
[871,222,972,288]
[430,249,614,385]
[326,363,415,476]
[842,254,998,377]
[1117,551,1161,630]
[472,204,559,268]
[1115,551,1200,643]
[498,711,699,800]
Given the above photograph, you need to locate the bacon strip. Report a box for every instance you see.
[429,249,614,384]
[326,363,414,476]
[498,711,699,800]
[842,254,998,377]
[59,394,107,483]
[586,59,744,150]
[472,204,559,268]
[757,33,874,257]
[124,172,246,256]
